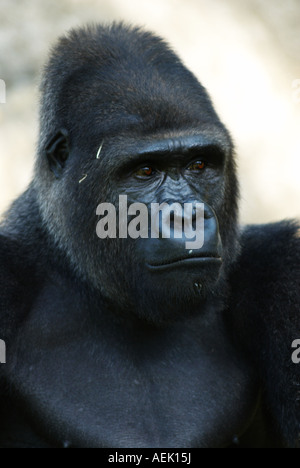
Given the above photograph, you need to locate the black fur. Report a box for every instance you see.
[0,23,299,448]
[228,221,300,446]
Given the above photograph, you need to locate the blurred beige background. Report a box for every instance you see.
[0,0,299,223]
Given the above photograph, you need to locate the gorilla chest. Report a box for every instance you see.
[4,311,259,448]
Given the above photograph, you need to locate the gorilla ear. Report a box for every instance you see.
[45,129,70,179]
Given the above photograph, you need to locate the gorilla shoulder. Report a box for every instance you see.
[0,190,45,339]
[228,220,300,447]
[0,231,36,339]
[230,220,300,311]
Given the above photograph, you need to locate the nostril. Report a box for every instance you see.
[204,205,214,220]
[187,201,208,220]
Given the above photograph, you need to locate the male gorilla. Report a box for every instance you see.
[0,23,299,448]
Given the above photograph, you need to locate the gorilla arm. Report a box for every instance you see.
[0,234,35,342]
[228,220,300,447]
[0,189,44,345]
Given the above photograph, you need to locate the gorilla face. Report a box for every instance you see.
[34,24,239,324]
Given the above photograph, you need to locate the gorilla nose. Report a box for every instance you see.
[154,200,222,256]
[145,200,223,269]
[202,207,222,257]
[185,201,222,256]
[203,203,215,220]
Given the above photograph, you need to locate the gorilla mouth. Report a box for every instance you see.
[147,254,222,270]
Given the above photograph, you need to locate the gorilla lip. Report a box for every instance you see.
[147,255,222,270]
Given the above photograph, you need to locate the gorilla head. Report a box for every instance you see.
[34,24,239,324]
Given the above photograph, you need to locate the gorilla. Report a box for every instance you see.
[0,23,299,448]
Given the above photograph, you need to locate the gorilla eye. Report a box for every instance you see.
[187,160,206,171]
[135,166,155,178]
